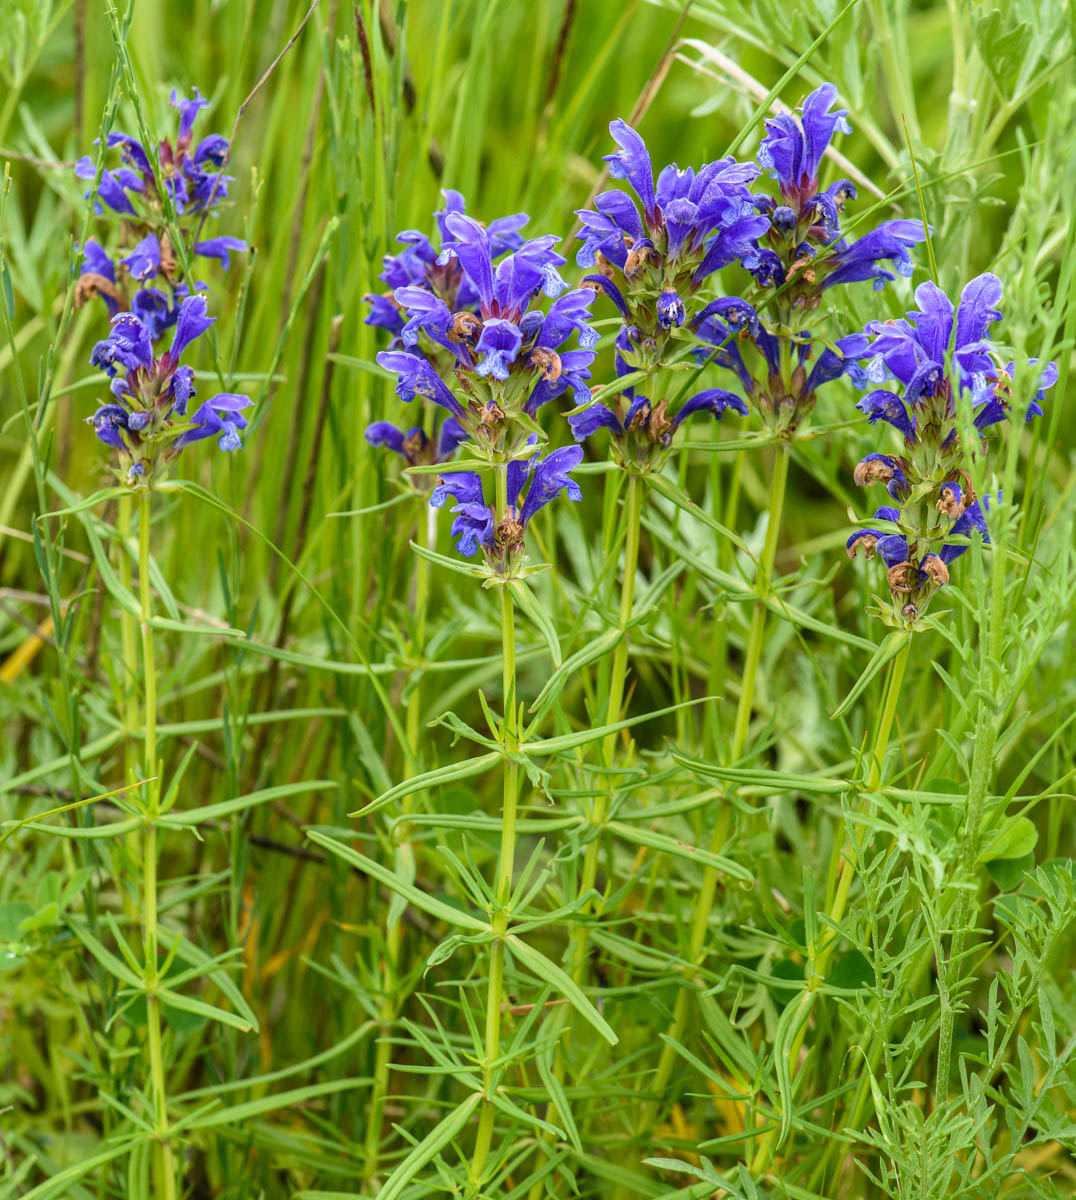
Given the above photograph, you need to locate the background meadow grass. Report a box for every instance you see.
[2,0,1075,1197]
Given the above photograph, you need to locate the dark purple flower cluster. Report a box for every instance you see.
[682,83,929,435]
[88,295,251,484]
[848,274,1056,623]
[431,445,583,571]
[364,200,594,569]
[74,89,246,341]
[575,119,767,356]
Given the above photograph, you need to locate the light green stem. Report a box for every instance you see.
[650,444,790,1112]
[118,494,139,781]
[470,475,519,1190]
[527,472,641,1200]
[934,704,996,1107]
[751,635,910,1175]
[138,491,175,1200]
[365,505,433,1183]
[572,472,642,976]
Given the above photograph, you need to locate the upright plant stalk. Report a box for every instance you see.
[137,491,175,1200]
[751,635,910,1175]
[650,443,790,1107]
[118,494,139,779]
[571,471,642,978]
[934,533,1008,1107]
[470,469,520,1188]
[526,472,642,1200]
[365,503,434,1182]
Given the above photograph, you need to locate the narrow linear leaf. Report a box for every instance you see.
[606,820,752,882]
[307,831,488,931]
[378,1091,482,1200]
[507,934,618,1046]
[349,751,501,818]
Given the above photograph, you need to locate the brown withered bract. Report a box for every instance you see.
[158,231,178,282]
[886,560,917,594]
[645,398,672,444]
[448,311,482,343]
[936,480,967,519]
[74,273,126,311]
[495,513,525,555]
[921,556,950,587]
[624,243,657,277]
[847,532,879,560]
[529,347,562,382]
[854,458,897,488]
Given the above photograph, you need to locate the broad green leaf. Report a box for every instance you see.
[980,815,1038,863]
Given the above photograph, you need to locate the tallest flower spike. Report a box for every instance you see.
[757,82,851,205]
[375,205,598,462]
[690,81,928,436]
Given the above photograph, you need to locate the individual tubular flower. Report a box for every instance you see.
[74,239,125,316]
[365,415,468,469]
[430,446,584,574]
[376,215,597,459]
[87,295,251,484]
[849,273,1053,625]
[569,325,748,470]
[574,119,768,365]
[73,87,247,331]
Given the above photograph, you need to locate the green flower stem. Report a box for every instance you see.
[118,494,139,781]
[571,470,643,977]
[934,719,996,1101]
[526,471,642,1200]
[470,472,520,1189]
[650,443,790,1111]
[750,634,911,1176]
[138,490,175,1200]
[365,502,433,1182]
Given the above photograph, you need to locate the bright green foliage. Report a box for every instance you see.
[1,2,1075,1198]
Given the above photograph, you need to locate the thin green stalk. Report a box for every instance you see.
[470,475,520,1190]
[138,490,175,1200]
[572,471,642,977]
[936,475,1011,1106]
[751,635,911,1175]
[934,692,997,1108]
[118,494,138,781]
[650,444,790,1110]
[364,502,433,1183]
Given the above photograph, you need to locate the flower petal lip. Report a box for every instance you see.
[170,295,216,361]
[603,119,657,223]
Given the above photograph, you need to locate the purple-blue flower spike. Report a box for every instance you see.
[849,273,1055,625]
